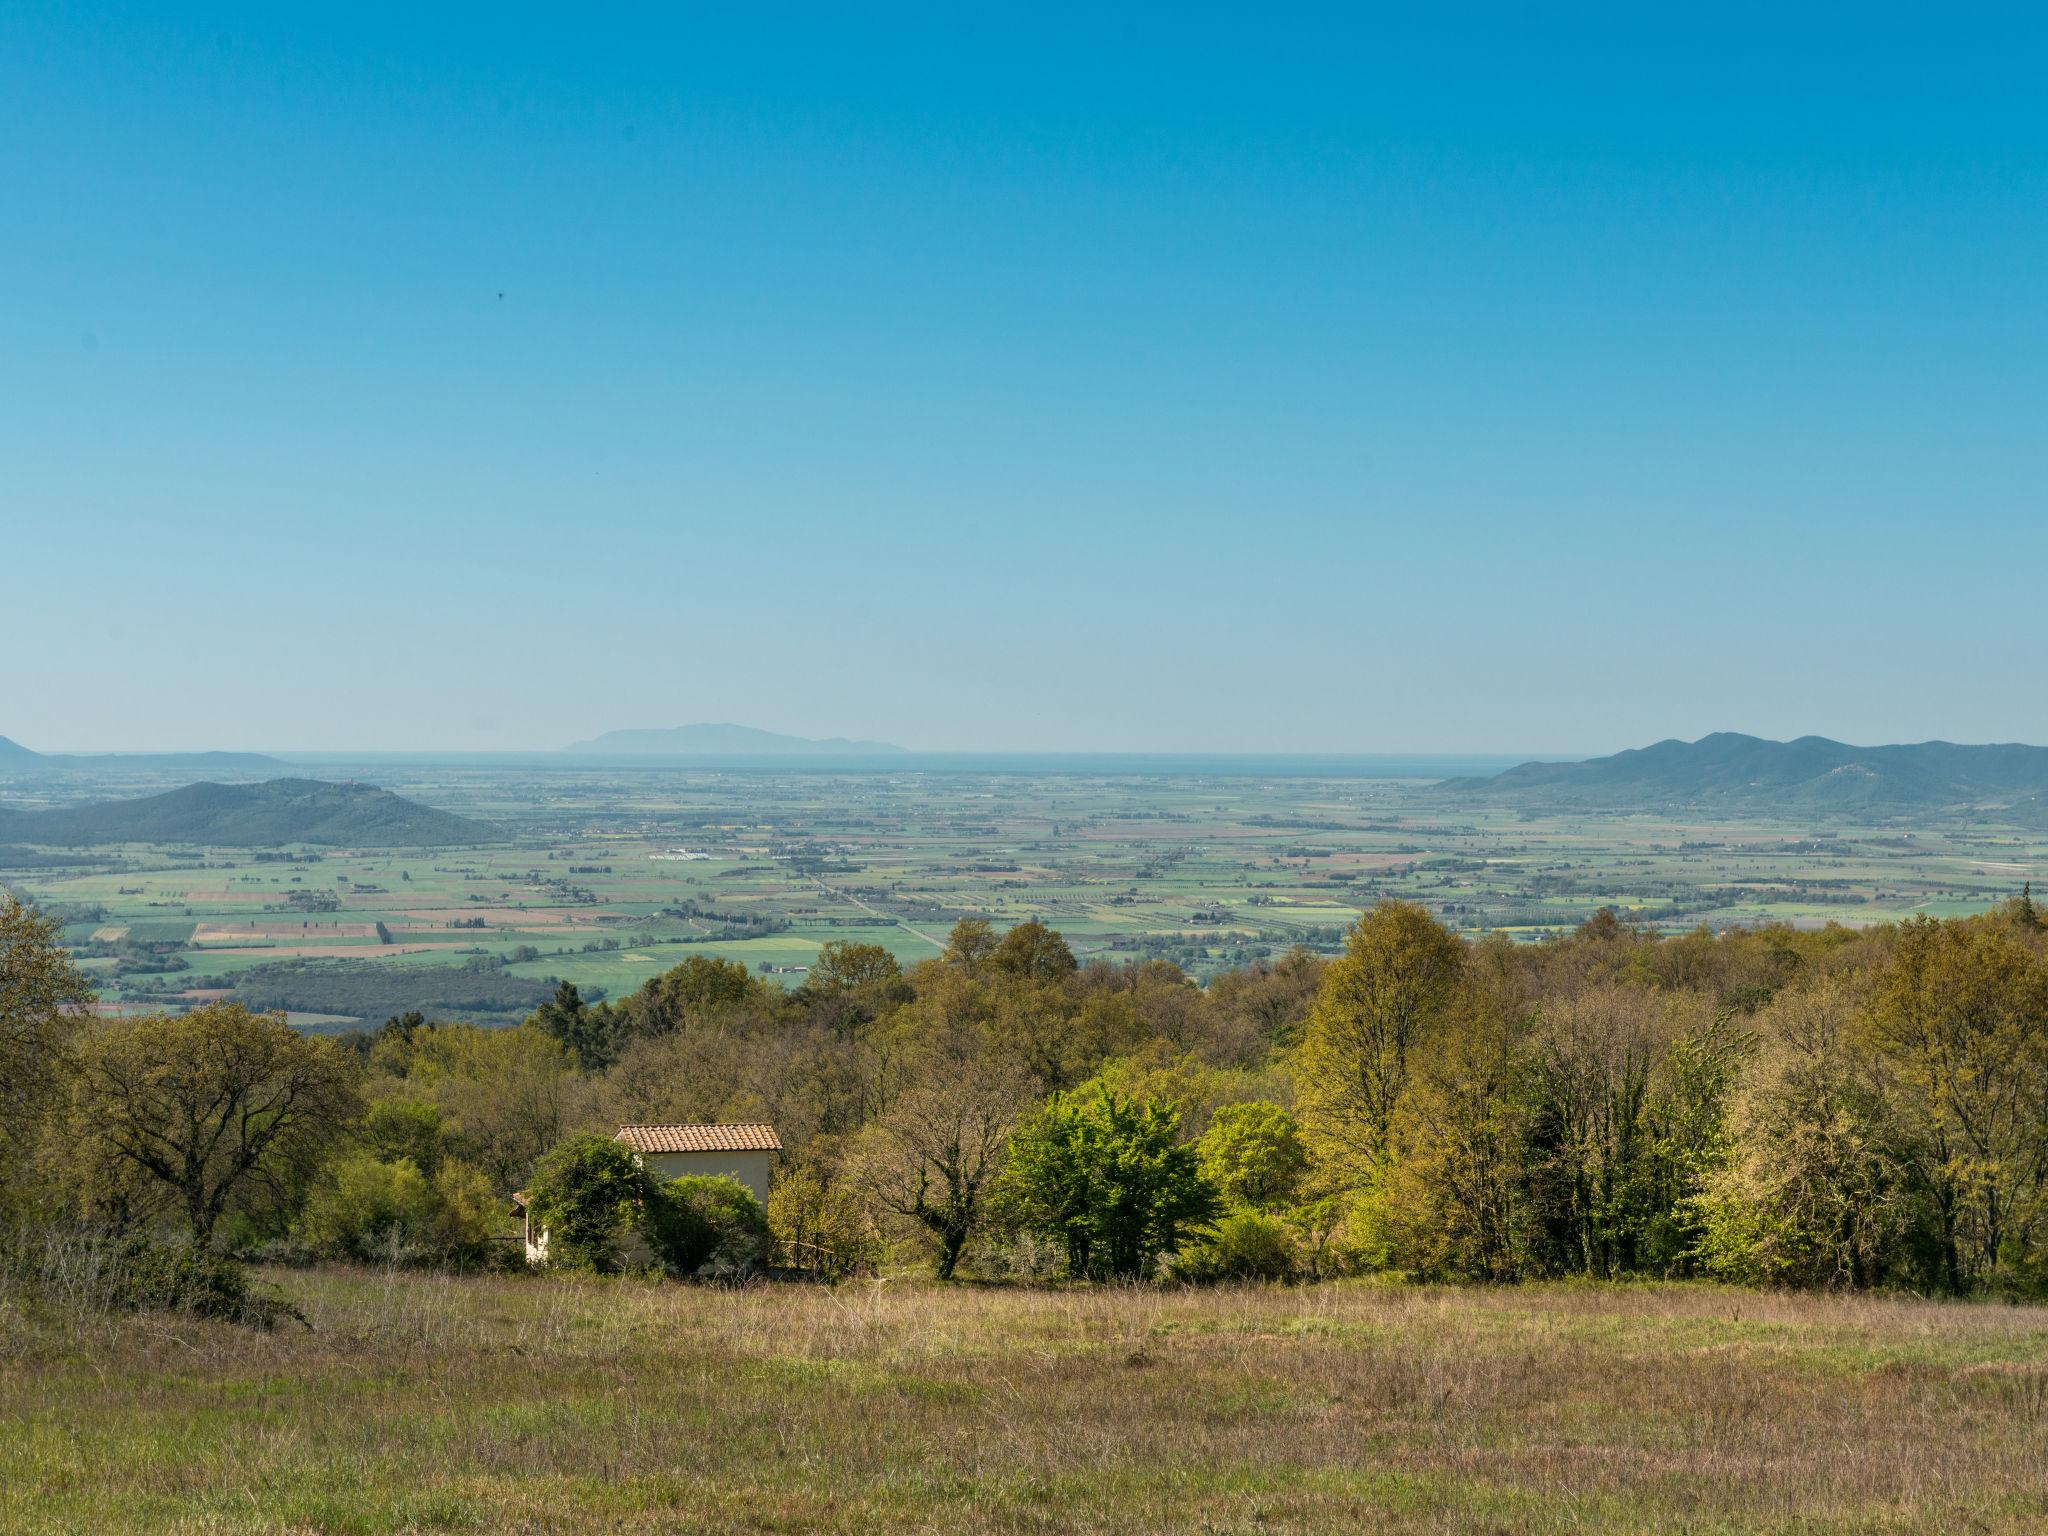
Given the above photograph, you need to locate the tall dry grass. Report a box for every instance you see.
[3,1268,2046,1532]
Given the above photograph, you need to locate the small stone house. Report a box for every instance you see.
[613,1123,782,1203]
[512,1122,782,1265]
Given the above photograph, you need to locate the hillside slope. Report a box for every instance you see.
[1443,733,2048,817]
[0,735,286,775]
[0,778,493,846]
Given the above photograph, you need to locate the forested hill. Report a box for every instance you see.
[1442,733,2048,816]
[0,778,492,846]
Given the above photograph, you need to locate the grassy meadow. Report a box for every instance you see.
[5,1270,2047,1534]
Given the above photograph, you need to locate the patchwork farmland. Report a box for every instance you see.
[5,764,2044,1027]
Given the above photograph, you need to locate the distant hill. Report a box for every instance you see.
[1442,733,2048,817]
[562,723,907,758]
[0,735,286,775]
[0,778,493,846]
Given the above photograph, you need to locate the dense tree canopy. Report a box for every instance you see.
[10,892,2048,1297]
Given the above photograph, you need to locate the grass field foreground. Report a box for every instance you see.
[5,1270,2047,1533]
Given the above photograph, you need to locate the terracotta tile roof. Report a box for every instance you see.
[615,1123,783,1154]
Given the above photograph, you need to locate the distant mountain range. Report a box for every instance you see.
[561,724,907,758]
[0,778,493,847]
[0,735,285,775]
[1443,733,2048,817]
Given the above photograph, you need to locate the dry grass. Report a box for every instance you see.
[3,1270,2047,1533]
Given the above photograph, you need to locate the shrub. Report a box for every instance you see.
[1,1225,301,1329]
[646,1175,771,1280]
[525,1134,650,1272]
[1173,1208,1299,1283]
[297,1152,436,1261]
[766,1166,876,1279]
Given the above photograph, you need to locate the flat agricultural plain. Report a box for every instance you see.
[10,764,2047,1027]
[4,1271,2046,1533]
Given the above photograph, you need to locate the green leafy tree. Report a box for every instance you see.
[297,1148,500,1265]
[767,1164,877,1279]
[297,1151,435,1260]
[990,921,1078,983]
[1296,902,1466,1185]
[1860,916,2048,1292]
[1196,1102,1308,1212]
[644,1174,771,1279]
[531,980,617,1069]
[1695,977,1916,1287]
[524,1133,650,1272]
[943,917,999,972]
[809,941,903,996]
[633,956,764,1037]
[361,1096,445,1175]
[0,893,94,1203]
[67,1003,361,1242]
[1001,1086,1219,1279]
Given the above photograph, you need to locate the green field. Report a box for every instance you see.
[6,765,2043,1025]
[4,1268,2045,1534]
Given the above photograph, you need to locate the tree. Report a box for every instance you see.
[1860,916,2048,1292]
[1296,902,1466,1183]
[0,893,93,1200]
[1197,1102,1308,1212]
[530,979,614,1070]
[524,1133,649,1272]
[990,921,1078,982]
[296,1151,435,1260]
[632,955,764,1038]
[68,1003,360,1242]
[2011,883,2043,933]
[767,1165,876,1278]
[1696,977,1915,1287]
[943,918,999,972]
[1000,1086,1219,1280]
[808,941,902,997]
[858,1053,1027,1278]
[375,1021,579,1191]
[1519,984,1697,1278]
[1375,989,1535,1281]
[361,1096,444,1174]
[644,1174,771,1279]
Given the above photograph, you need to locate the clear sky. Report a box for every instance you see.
[4,3,2043,754]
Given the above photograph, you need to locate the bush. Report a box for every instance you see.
[296,1151,506,1267]
[1,1225,301,1329]
[525,1134,650,1272]
[766,1166,876,1279]
[646,1176,771,1281]
[297,1152,436,1261]
[1172,1208,1299,1283]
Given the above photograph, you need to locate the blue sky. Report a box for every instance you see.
[4,3,2043,753]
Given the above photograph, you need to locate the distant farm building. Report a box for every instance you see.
[614,1122,782,1203]
[512,1123,783,1264]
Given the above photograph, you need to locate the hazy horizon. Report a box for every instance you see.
[9,724,2048,763]
[5,6,2043,754]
